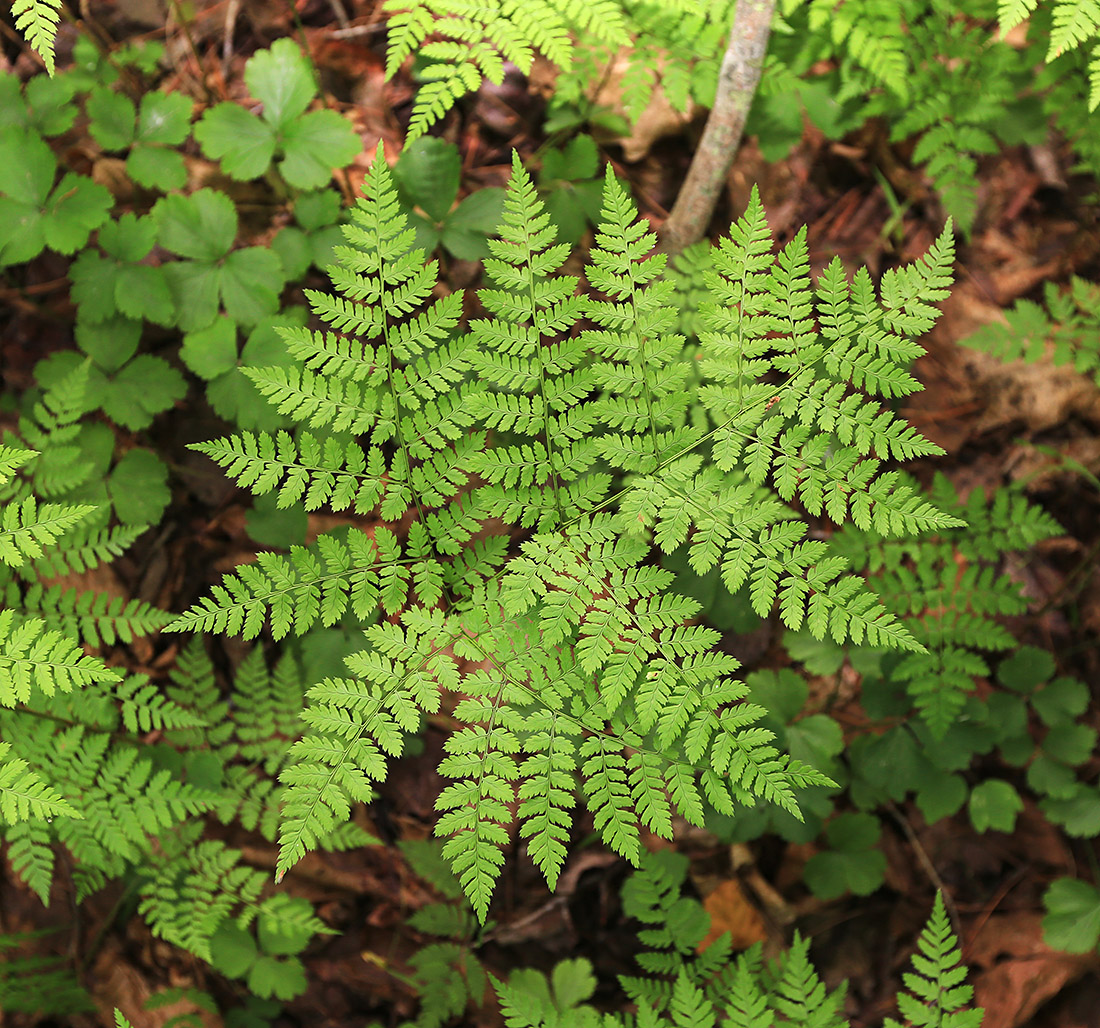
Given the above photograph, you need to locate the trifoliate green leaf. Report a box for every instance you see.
[75,315,142,372]
[247,955,307,1001]
[1040,784,1100,837]
[126,145,187,191]
[294,188,342,231]
[195,40,357,188]
[0,128,111,264]
[163,260,222,331]
[442,187,507,259]
[997,646,1056,692]
[193,104,277,181]
[1027,755,1079,799]
[279,109,360,190]
[1042,878,1100,954]
[115,262,176,325]
[219,247,285,325]
[108,448,170,525]
[271,226,312,280]
[1043,723,1097,767]
[914,768,967,823]
[103,355,186,430]
[394,135,460,221]
[136,91,192,144]
[154,190,284,330]
[542,134,599,182]
[100,212,157,262]
[246,491,307,547]
[256,895,320,956]
[785,630,846,675]
[181,317,238,380]
[87,87,136,150]
[550,958,597,1011]
[967,779,1023,833]
[209,923,258,978]
[69,251,120,323]
[803,812,886,899]
[1032,677,1090,727]
[744,668,807,725]
[154,189,237,261]
[244,39,315,128]
[0,72,76,136]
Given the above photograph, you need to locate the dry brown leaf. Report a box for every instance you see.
[698,878,769,952]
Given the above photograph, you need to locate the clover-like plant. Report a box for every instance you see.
[194,39,360,191]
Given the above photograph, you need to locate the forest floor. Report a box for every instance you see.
[2,1,1100,1027]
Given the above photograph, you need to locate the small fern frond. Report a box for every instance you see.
[0,741,80,824]
[0,611,120,706]
[885,893,984,1028]
[11,0,62,74]
[0,497,94,569]
[166,529,384,639]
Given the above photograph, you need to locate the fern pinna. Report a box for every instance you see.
[170,144,960,919]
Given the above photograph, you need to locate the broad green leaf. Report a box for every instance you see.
[257,895,319,956]
[744,668,807,725]
[100,213,157,262]
[209,923,258,978]
[43,174,113,254]
[997,645,1056,692]
[76,315,142,372]
[220,247,285,326]
[279,109,360,189]
[181,317,238,380]
[245,38,315,129]
[246,491,307,547]
[914,768,967,823]
[294,189,342,231]
[86,88,137,150]
[804,813,886,899]
[69,251,120,323]
[1043,723,1097,767]
[126,145,188,191]
[394,136,460,221]
[193,103,277,181]
[1032,676,1090,726]
[104,355,187,429]
[968,779,1023,833]
[154,189,237,260]
[443,187,507,261]
[164,260,222,332]
[136,91,192,144]
[108,448,170,525]
[247,954,307,1001]
[115,263,175,326]
[1040,784,1100,837]
[271,226,312,280]
[1042,878,1100,954]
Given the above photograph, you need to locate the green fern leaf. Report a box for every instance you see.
[11,0,62,74]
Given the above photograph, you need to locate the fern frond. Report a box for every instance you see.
[278,618,455,880]
[11,0,62,74]
[166,528,385,639]
[0,611,120,706]
[138,835,266,961]
[0,741,80,824]
[13,584,173,647]
[0,497,94,569]
[885,893,984,1028]
[381,0,629,138]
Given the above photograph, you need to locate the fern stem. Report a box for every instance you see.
[658,0,775,255]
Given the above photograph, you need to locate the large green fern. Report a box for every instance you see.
[170,146,964,921]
